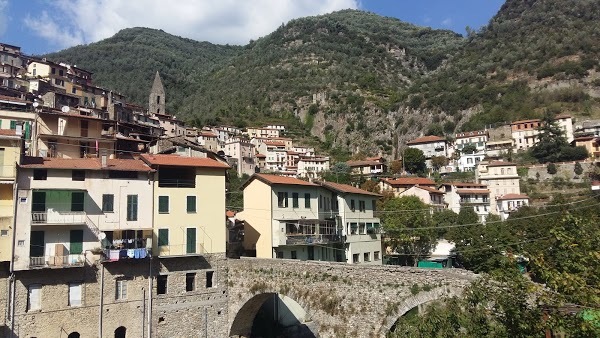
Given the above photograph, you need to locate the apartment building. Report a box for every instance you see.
[238,174,382,264]
[246,126,281,139]
[0,130,22,262]
[511,115,574,151]
[346,158,387,176]
[454,130,488,153]
[224,139,256,177]
[475,160,521,214]
[399,185,446,212]
[497,194,530,221]
[379,177,436,196]
[197,130,219,152]
[140,154,229,257]
[0,96,35,152]
[297,156,330,179]
[406,135,448,161]
[440,182,491,223]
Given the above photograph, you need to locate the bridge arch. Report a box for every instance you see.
[383,286,464,333]
[229,289,318,337]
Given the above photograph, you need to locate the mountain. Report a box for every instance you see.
[44,2,600,160]
[413,0,600,131]
[44,27,242,114]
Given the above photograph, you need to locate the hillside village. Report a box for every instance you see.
[0,37,599,336]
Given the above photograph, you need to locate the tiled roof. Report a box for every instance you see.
[319,181,382,197]
[244,173,318,189]
[511,119,540,124]
[19,157,153,172]
[485,160,517,167]
[199,131,218,137]
[0,129,20,137]
[416,186,445,194]
[497,194,529,200]
[346,160,382,167]
[264,140,286,146]
[406,135,446,145]
[256,153,266,158]
[457,189,490,194]
[383,177,436,186]
[140,154,230,169]
[444,181,487,188]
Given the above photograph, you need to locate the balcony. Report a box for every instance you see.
[29,254,85,269]
[285,234,342,245]
[102,248,151,262]
[31,211,86,225]
[157,179,195,188]
[460,199,489,204]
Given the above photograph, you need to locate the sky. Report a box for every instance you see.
[0,0,505,55]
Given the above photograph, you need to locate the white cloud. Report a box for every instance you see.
[441,17,453,26]
[0,0,8,37]
[23,0,359,49]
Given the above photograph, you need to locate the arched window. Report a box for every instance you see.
[115,326,126,338]
[68,333,80,338]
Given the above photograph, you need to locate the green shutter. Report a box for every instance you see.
[9,120,16,130]
[158,229,168,247]
[127,195,138,221]
[102,194,114,212]
[70,230,83,254]
[24,122,31,140]
[158,196,169,213]
[30,231,45,257]
[186,196,196,213]
[71,192,84,212]
[186,228,196,254]
[31,191,46,212]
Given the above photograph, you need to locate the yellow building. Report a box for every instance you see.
[0,129,22,262]
[141,154,229,257]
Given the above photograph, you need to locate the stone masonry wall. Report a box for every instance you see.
[3,253,228,338]
[526,161,594,182]
[228,258,477,338]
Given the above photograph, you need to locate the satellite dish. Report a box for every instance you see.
[98,232,106,240]
[32,102,39,108]
[61,106,70,113]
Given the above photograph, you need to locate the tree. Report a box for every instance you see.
[360,179,380,193]
[380,196,436,266]
[430,156,448,172]
[461,143,477,154]
[432,209,458,238]
[531,112,568,163]
[389,160,403,175]
[547,162,557,175]
[321,162,352,184]
[426,123,444,136]
[574,161,584,175]
[403,148,427,175]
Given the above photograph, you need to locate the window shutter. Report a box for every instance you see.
[186,196,196,213]
[69,283,81,306]
[158,196,169,213]
[158,229,169,247]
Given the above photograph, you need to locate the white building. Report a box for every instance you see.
[407,136,448,169]
[399,185,445,212]
[457,153,486,172]
[223,140,256,177]
[440,182,491,223]
[13,156,154,271]
[297,157,330,179]
[496,194,530,221]
[475,160,521,214]
[454,130,488,154]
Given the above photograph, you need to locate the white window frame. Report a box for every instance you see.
[28,284,41,311]
[116,280,128,300]
[69,282,82,307]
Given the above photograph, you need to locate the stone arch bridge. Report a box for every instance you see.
[227,258,477,338]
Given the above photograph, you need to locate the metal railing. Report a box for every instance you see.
[286,234,342,245]
[158,179,195,188]
[29,254,85,268]
[31,211,86,224]
[102,248,151,262]
[460,199,489,204]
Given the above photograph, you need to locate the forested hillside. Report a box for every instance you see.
[45,0,600,158]
[44,27,241,113]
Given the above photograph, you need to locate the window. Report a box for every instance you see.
[69,283,82,307]
[304,193,311,208]
[292,193,299,208]
[72,170,85,181]
[277,192,288,208]
[276,251,283,259]
[27,284,41,311]
[350,199,356,212]
[0,230,7,236]
[9,120,16,129]
[364,252,370,262]
[156,275,167,295]
[33,169,47,180]
[102,194,114,213]
[291,250,297,259]
[372,200,376,212]
[206,271,214,288]
[359,201,366,212]
[350,223,358,235]
[186,196,196,213]
[158,229,169,247]
[158,196,169,213]
[116,280,127,300]
[186,273,195,292]
[127,195,138,221]
[353,254,359,263]
[71,192,84,212]
[374,251,380,260]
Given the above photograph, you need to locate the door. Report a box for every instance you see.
[30,231,45,258]
[70,230,83,255]
[186,228,196,254]
[307,246,314,260]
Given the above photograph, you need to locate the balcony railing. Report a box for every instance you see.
[460,199,489,204]
[31,211,86,225]
[285,234,342,245]
[102,248,151,262]
[158,179,195,188]
[29,254,85,268]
